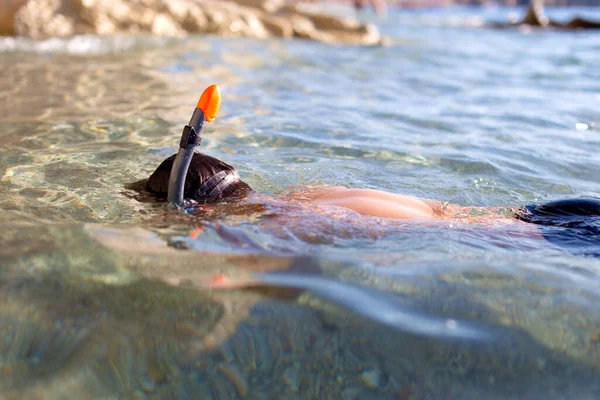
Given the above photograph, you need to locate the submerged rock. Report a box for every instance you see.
[1,0,386,45]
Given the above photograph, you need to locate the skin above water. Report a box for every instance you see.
[303,185,438,218]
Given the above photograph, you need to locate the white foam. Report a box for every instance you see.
[0,34,174,55]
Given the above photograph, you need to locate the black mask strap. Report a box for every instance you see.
[196,170,239,201]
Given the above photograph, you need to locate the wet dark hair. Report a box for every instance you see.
[146,152,252,203]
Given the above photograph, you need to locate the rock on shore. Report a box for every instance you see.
[0,0,386,45]
[490,0,600,30]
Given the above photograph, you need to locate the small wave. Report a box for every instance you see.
[0,34,175,55]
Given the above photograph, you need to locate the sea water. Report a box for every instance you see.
[0,6,599,399]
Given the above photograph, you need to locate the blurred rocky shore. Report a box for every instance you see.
[0,0,386,45]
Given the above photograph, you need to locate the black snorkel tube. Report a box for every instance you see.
[167,84,221,206]
[167,108,205,205]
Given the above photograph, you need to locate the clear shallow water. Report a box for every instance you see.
[1,6,600,399]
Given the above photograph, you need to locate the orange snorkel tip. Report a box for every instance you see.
[196,84,221,122]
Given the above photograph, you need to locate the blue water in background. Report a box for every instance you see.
[0,6,600,399]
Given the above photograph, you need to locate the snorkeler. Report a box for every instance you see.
[146,85,600,257]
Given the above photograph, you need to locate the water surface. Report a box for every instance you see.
[1,6,600,399]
